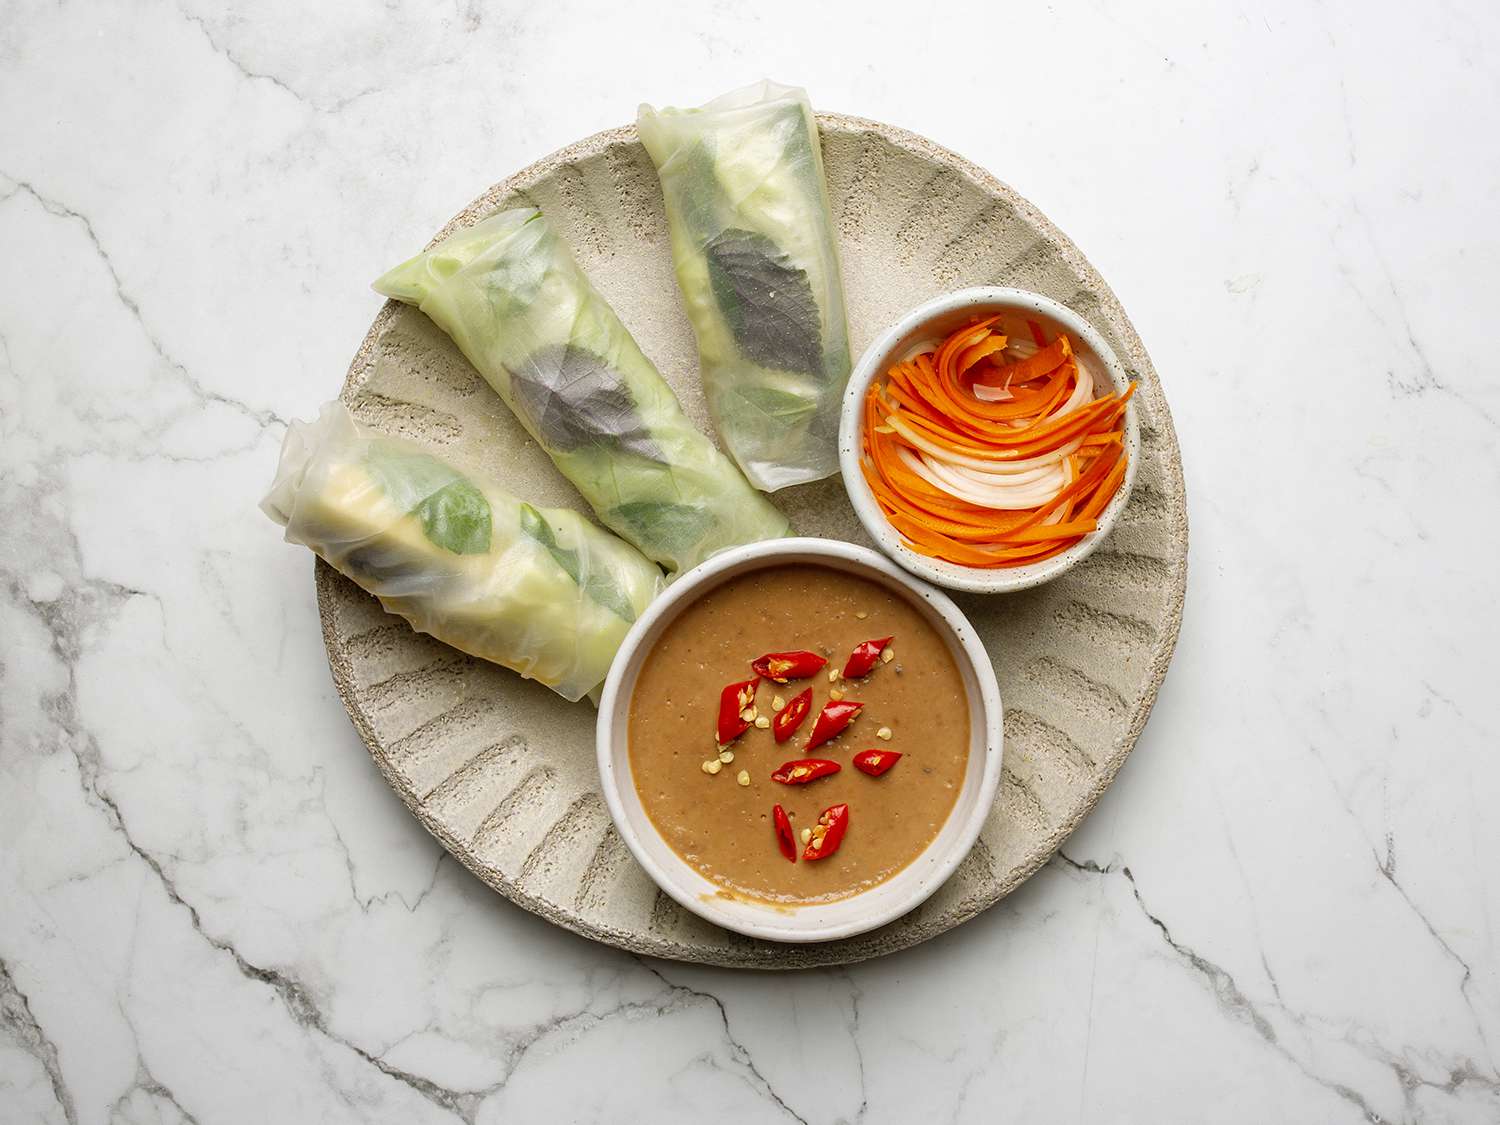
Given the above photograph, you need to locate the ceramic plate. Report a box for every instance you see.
[316,113,1188,968]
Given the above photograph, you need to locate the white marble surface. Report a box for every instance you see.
[2,1,1497,1121]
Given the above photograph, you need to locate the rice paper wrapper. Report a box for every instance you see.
[373,207,789,574]
[262,404,664,703]
[638,80,852,491]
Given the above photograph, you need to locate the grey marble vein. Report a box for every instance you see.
[635,960,812,1125]
[1054,853,1388,1121]
[1056,851,1500,1123]
[0,958,77,1125]
[178,10,385,115]
[0,175,288,437]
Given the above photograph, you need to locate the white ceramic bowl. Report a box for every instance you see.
[596,537,1003,943]
[838,287,1140,594]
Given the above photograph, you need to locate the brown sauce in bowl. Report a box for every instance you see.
[628,564,970,904]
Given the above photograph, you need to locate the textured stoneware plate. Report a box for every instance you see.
[316,113,1188,969]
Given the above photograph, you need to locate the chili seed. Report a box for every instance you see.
[829,688,844,702]
[800,827,812,843]
[701,760,720,774]
[739,708,755,723]
[737,770,751,787]
[772,694,786,712]
[754,715,770,729]
[881,648,895,664]
[876,727,893,740]
[719,750,735,764]
[828,669,840,683]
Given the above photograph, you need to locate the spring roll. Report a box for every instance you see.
[262,404,663,702]
[373,207,789,575]
[637,80,852,491]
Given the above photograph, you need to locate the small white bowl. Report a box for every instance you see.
[595,537,1003,943]
[838,287,1140,594]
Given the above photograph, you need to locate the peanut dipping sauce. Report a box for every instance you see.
[627,564,970,904]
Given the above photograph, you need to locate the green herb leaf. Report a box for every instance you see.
[519,503,639,623]
[509,345,662,462]
[735,382,819,423]
[704,228,823,375]
[415,480,491,555]
[364,443,492,555]
[772,101,824,197]
[673,140,724,239]
[608,501,715,560]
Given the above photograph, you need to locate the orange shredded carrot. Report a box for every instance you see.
[973,335,1071,388]
[957,334,1009,375]
[1077,452,1129,521]
[859,316,1133,568]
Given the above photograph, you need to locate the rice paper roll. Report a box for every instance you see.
[637,80,852,491]
[261,404,663,703]
[373,207,788,575]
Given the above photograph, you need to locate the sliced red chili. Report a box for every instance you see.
[770,758,842,785]
[802,803,850,861]
[750,650,828,683]
[772,804,797,863]
[716,677,758,745]
[852,748,902,776]
[772,687,813,743]
[842,636,893,680]
[804,699,863,750]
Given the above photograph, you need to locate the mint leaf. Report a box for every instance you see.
[772,102,824,198]
[472,235,547,315]
[673,140,723,238]
[364,443,491,555]
[736,382,819,423]
[414,479,491,555]
[704,228,823,374]
[518,503,572,574]
[519,503,639,623]
[509,345,662,462]
[609,501,715,560]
